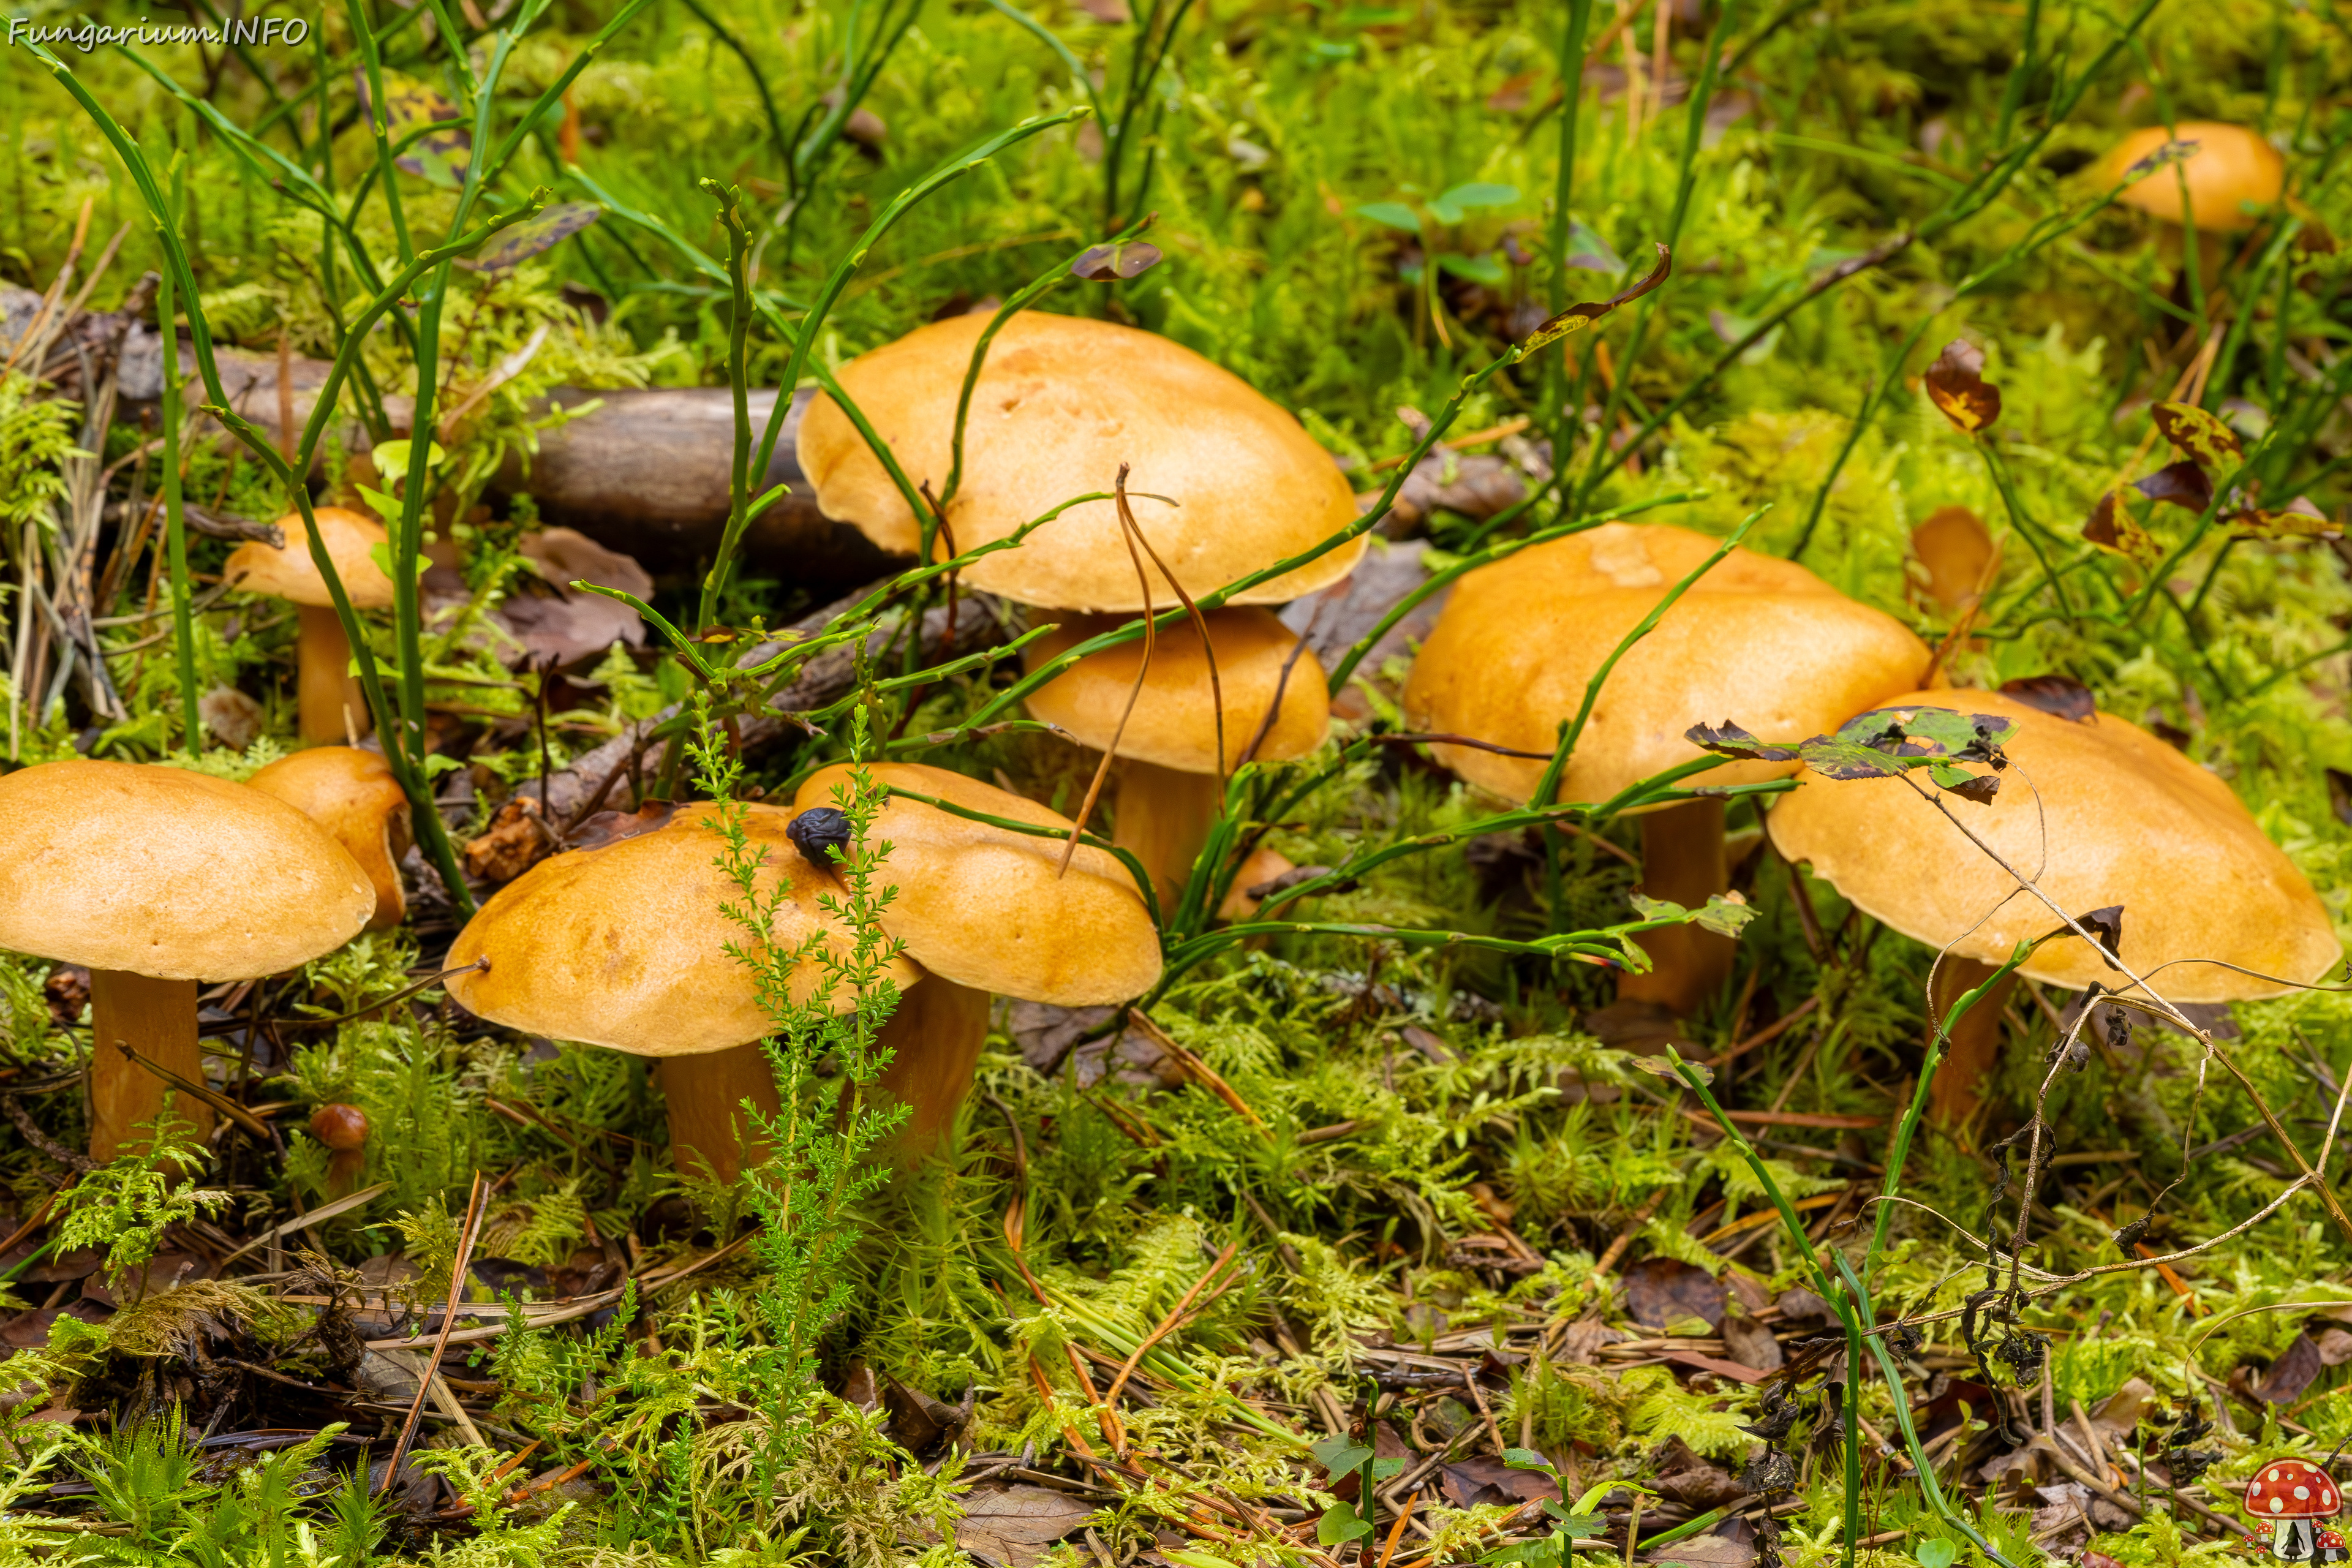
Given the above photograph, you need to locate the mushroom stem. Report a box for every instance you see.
[1618,798,1735,1016]
[660,1042,781,1185]
[296,603,372,745]
[874,973,992,1154]
[87,970,213,1163]
[1927,956,2019,1128]
[1112,760,1224,899]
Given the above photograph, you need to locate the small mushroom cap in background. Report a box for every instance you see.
[247,747,413,930]
[446,804,911,1056]
[2105,123,2285,232]
[1401,523,1930,806]
[0,759,373,979]
[792,762,1163,1005]
[1766,688,2341,1002]
[797,311,1366,611]
[1024,607,1331,773]
[224,506,398,610]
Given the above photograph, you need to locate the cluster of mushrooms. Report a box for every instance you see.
[0,120,2333,1182]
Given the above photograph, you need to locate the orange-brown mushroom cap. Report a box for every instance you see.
[247,747,412,930]
[447,804,911,1056]
[1401,523,1931,805]
[1024,608,1331,773]
[1767,689,2342,1002]
[0,760,373,979]
[2106,123,2285,233]
[224,507,398,611]
[797,312,1366,611]
[792,763,1163,1005]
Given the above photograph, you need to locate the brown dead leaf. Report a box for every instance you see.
[1624,1256,1728,1331]
[948,1483,1099,1568]
[1554,1314,1623,1365]
[1652,1439,1746,1509]
[464,797,552,884]
[1721,1310,1784,1372]
[1923,339,2001,434]
[1910,505,1999,611]
[1645,1530,1758,1568]
[2150,401,2244,469]
[1997,674,2097,724]
[2088,1377,2155,1442]
[568,798,678,851]
[199,686,267,750]
[1776,1287,1832,1322]
[2133,458,2214,513]
[2082,489,2162,565]
[2231,496,2340,542]
[1008,1001,1118,1076]
[1440,1455,1560,1509]
[2255,1332,2325,1403]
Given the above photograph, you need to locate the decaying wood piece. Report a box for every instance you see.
[96,316,883,583]
[503,585,1011,831]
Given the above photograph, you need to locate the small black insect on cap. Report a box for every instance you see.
[787,807,853,870]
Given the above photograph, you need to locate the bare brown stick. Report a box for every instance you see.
[1102,1240,1241,1445]
[1705,996,1820,1068]
[1058,466,1159,876]
[381,1172,488,1492]
[1112,473,1225,782]
[1127,1009,1267,1133]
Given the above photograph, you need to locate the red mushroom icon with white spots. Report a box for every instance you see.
[2245,1459,2345,1562]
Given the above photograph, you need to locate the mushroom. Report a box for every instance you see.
[2106,122,2285,233]
[1023,608,1330,895]
[1401,522,1929,1015]
[2245,1458,2342,1560]
[789,763,1163,1144]
[1768,688,2341,1126]
[311,1102,371,1197]
[797,310,1365,611]
[247,747,413,930]
[0,760,375,1161]
[1218,846,1299,924]
[445,805,913,1185]
[224,507,398,745]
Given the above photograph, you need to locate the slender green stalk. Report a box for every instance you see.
[1585,0,2171,520]
[707,181,758,635]
[157,165,201,753]
[702,108,1090,627]
[677,0,790,159]
[941,217,1154,514]
[1992,0,2041,148]
[1974,438,2075,624]
[1541,0,1594,439]
[27,37,541,916]
[1834,1256,2019,1568]
[1671,1052,2021,1568]
[1574,0,1744,501]
[1863,943,2033,1283]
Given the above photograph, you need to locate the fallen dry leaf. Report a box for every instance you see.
[1923,338,2001,434]
[1721,1310,1784,1372]
[946,1483,1099,1568]
[1624,1256,1728,1331]
[464,797,553,884]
